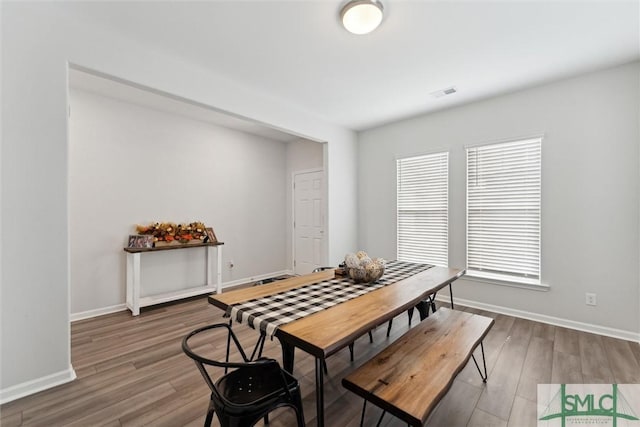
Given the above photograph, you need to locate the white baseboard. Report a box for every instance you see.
[70,303,127,321]
[0,366,76,405]
[438,295,640,343]
[221,270,293,290]
[70,270,293,322]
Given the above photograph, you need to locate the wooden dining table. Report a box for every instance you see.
[208,265,465,427]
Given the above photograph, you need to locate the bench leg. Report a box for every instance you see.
[359,400,367,427]
[471,341,488,382]
[375,409,386,427]
[358,400,388,427]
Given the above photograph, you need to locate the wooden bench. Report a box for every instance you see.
[342,307,494,427]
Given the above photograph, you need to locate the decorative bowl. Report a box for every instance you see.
[348,265,385,283]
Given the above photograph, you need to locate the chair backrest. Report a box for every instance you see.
[181,323,286,405]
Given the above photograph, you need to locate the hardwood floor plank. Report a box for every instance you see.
[119,389,206,427]
[22,376,177,426]
[554,327,580,356]
[532,322,555,342]
[147,393,211,427]
[551,351,583,384]
[581,373,616,384]
[72,323,197,370]
[4,363,137,420]
[475,318,532,420]
[306,389,362,427]
[578,331,615,382]
[64,382,176,427]
[516,336,553,402]
[507,396,537,427]
[601,336,640,383]
[0,410,22,427]
[629,341,640,366]
[467,408,508,427]
[424,379,482,427]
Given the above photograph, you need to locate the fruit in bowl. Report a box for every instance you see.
[344,251,385,283]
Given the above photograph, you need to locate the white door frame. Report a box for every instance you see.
[291,168,327,274]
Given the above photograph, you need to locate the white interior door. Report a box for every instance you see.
[293,170,325,275]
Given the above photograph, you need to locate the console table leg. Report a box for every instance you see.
[206,247,213,288]
[129,252,141,316]
[216,246,223,294]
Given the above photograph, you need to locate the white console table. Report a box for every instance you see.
[124,241,224,315]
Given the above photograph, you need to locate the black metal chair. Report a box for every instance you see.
[182,323,305,427]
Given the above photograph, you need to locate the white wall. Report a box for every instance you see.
[69,88,291,315]
[1,2,357,400]
[285,139,325,269]
[358,61,640,338]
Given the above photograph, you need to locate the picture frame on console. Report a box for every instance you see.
[128,234,154,249]
[205,227,217,243]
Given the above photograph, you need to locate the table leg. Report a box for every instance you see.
[315,357,325,427]
[277,337,295,373]
[449,282,455,309]
[416,300,430,320]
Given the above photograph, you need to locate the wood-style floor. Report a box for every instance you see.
[2,296,639,427]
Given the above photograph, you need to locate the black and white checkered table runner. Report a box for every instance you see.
[227,260,434,337]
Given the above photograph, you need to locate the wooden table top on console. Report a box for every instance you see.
[124,241,224,253]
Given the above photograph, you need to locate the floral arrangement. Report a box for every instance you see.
[135,221,207,244]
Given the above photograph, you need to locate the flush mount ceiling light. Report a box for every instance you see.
[340,0,384,35]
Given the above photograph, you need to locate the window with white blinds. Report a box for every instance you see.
[397,152,448,266]
[466,137,541,283]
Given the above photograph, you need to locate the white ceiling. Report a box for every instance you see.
[61,0,639,131]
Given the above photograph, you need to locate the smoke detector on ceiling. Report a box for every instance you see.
[430,86,458,98]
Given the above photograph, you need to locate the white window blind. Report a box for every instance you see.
[466,137,541,282]
[397,152,448,266]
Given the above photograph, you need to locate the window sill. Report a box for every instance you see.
[465,270,550,292]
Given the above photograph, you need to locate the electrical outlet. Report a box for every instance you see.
[226,260,234,269]
[586,293,597,306]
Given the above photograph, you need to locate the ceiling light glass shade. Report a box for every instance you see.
[341,0,384,35]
